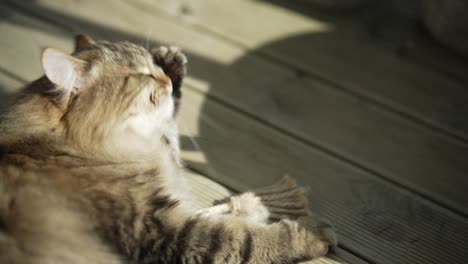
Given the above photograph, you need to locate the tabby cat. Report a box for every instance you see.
[0,34,336,264]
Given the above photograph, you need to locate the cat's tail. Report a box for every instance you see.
[0,182,122,264]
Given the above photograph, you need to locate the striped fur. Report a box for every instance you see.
[0,35,336,264]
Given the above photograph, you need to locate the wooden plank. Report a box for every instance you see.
[11,0,468,215]
[0,6,357,264]
[182,87,468,264]
[138,0,468,141]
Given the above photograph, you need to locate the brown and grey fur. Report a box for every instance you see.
[0,34,336,264]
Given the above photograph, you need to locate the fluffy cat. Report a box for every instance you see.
[0,34,336,264]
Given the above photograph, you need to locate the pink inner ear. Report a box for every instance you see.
[42,48,83,93]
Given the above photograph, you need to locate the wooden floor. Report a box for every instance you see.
[1,0,468,263]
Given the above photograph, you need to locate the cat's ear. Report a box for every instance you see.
[74,33,95,51]
[41,48,87,96]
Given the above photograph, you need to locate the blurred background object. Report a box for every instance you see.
[422,0,468,58]
[304,0,468,57]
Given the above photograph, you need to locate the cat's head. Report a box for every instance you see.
[13,35,184,158]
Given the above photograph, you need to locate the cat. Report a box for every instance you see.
[0,34,336,264]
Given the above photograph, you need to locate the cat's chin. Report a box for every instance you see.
[98,97,176,161]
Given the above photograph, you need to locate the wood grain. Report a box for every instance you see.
[139,0,468,142]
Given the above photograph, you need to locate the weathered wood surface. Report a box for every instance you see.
[179,86,468,264]
[142,0,468,140]
[1,3,468,264]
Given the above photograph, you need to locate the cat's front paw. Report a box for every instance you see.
[228,192,270,223]
[151,46,187,93]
